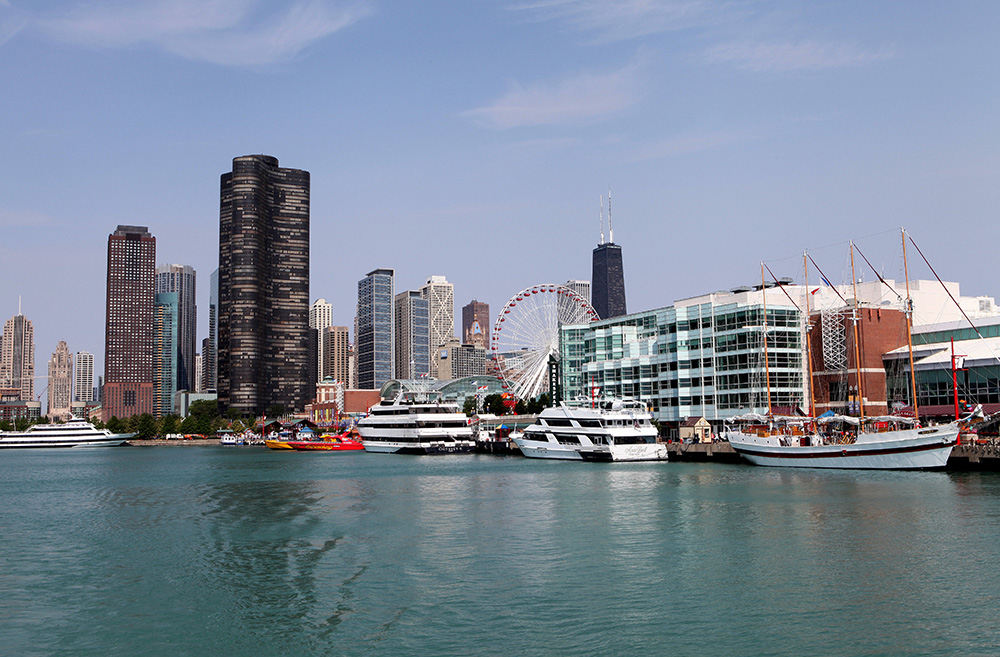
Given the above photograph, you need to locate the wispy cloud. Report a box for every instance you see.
[0,209,55,228]
[463,62,642,129]
[510,0,724,42]
[705,40,896,72]
[628,129,751,162]
[0,1,27,45]
[32,0,371,66]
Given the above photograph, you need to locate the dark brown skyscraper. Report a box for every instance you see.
[104,225,156,420]
[218,155,311,415]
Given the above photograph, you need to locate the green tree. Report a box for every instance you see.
[482,394,506,416]
[180,414,200,434]
[134,413,157,439]
[15,417,31,431]
[462,396,477,416]
[160,415,179,436]
[0,419,13,431]
[106,416,126,434]
[514,399,527,415]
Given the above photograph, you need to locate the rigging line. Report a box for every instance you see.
[908,234,1000,365]
[762,262,804,313]
[853,243,903,302]
[806,254,849,305]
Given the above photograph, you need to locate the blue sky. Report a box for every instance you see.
[1,0,998,385]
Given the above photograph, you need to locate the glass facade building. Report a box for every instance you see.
[560,288,806,428]
[357,269,395,389]
[154,292,179,418]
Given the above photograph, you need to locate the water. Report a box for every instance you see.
[2,448,1000,656]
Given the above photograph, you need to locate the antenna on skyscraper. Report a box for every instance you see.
[18,295,21,316]
[608,187,614,243]
[599,195,605,245]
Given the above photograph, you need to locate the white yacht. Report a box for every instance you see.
[514,398,667,461]
[357,391,476,454]
[0,417,133,448]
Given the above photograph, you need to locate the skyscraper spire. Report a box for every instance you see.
[599,195,605,245]
[608,187,614,243]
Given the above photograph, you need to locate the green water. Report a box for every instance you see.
[2,447,999,656]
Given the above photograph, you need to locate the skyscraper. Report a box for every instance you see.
[394,290,430,379]
[154,292,179,418]
[421,275,454,377]
[310,298,333,382]
[47,341,73,418]
[75,351,94,403]
[591,193,627,320]
[0,311,34,401]
[202,268,218,392]
[323,326,351,386]
[155,264,197,392]
[564,280,591,306]
[105,225,155,420]
[461,300,490,350]
[357,268,394,389]
[218,155,311,415]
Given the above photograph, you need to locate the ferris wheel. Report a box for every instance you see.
[490,284,598,400]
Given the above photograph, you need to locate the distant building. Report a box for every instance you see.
[155,264,197,392]
[591,193,626,319]
[74,351,94,403]
[154,292,179,418]
[432,337,462,380]
[174,390,217,418]
[310,299,333,382]
[357,268,394,389]
[104,225,155,420]
[202,268,218,392]
[218,155,311,414]
[462,300,490,350]
[194,353,202,393]
[0,388,40,424]
[421,275,454,376]
[0,311,34,401]
[564,280,591,306]
[452,343,487,379]
[395,290,430,379]
[323,326,351,387]
[47,341,73,419]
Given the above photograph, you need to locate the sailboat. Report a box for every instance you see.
[725,230,958,469]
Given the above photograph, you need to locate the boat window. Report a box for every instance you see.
[547,419,574,427]
[527,432,552,443]
[555,434,581,445]
[578,419,602,428]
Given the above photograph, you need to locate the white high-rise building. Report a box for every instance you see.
[75,351,94,403]
[311,298,333,382]
[0,312,34,401]
[420,275,454,377]
[565,280,591,305]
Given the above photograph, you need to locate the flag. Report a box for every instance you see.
[810,288,820,295]
[476,386,488,392]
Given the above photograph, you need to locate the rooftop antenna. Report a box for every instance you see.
[608,187,614,243]
[18,295,21,316]
[599,195,605,245]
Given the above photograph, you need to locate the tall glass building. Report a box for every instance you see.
[153,292,179,418]
[561,286,806,429]
[357,269,394,389]
[155,264,197,393]
[394,290,429,380]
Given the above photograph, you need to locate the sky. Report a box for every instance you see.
[1,0,998,397]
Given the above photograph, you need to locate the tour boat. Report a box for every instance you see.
[514,398,667,461]
[357,391,476,454]
[0,417,133,448]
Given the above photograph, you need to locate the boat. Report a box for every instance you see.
[0,417,133,448]
[726,237,958,469]
[357,390,476,454]
[513,398,667,461]
[724,413,957,469]
[266,430,364,452]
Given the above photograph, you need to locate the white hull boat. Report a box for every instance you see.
[0,418,133,448]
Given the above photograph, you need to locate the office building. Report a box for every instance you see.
[218,154,311,414]
[357,269,394,389]
[462,300,490,350]
[395,290,430,379]
[452,343,487,378]
[202,268,218,392]
[0,311,34,401]
[154,292,179,418]
[323,326,351,386]
[155,264,197,392]
[75,351,94,403]
[591,193,626,319]
[104,225,155,420]
[565,280,591,306]
[421,275,454,376]
[311,298,333,382]
[47,341,73,418]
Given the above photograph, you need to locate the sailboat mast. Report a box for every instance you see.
[803,252,816,419]
[761,262,773,415]
[849,242,866,421]
[901,228,920,423]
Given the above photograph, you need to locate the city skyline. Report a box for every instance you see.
[1,2,997,394]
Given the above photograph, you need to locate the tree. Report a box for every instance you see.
[0,419,12,431]
[106,417,126,434]
[462,396,477,416]
[160,415,179,436]
[15,417,30,431]
[134,413,157,439]
[483,394,506,416]
[180,414,200,434]
[514,399,527,415]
